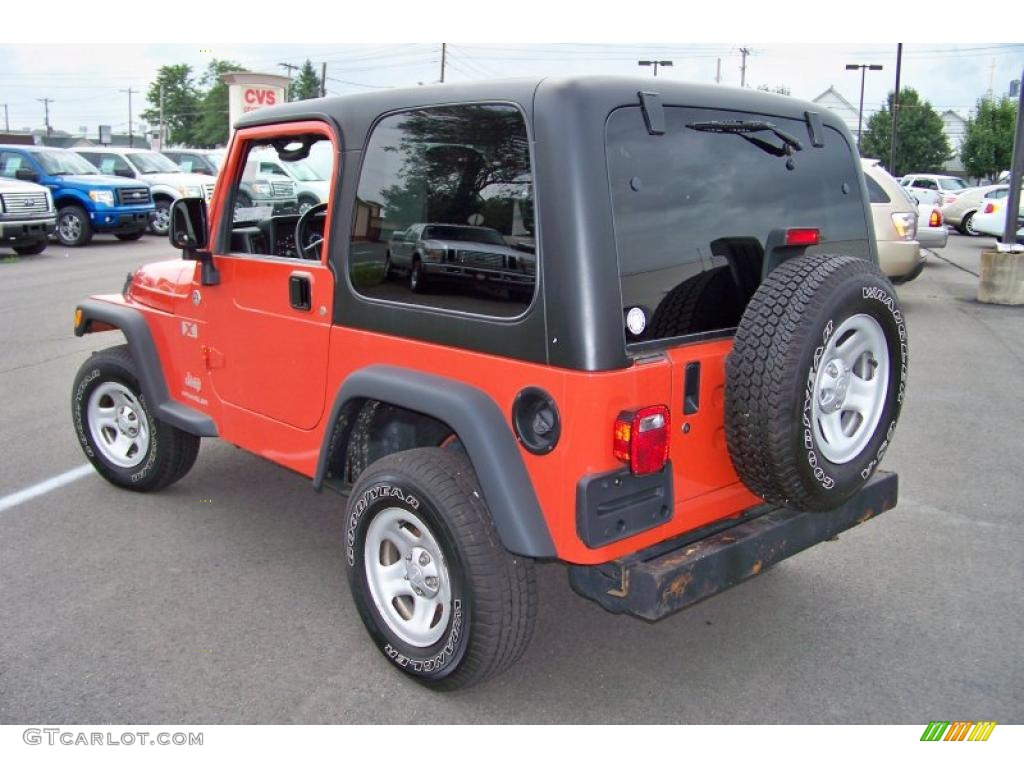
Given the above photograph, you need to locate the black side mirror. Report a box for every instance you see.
[169,197,219,285]
[114,168,135,178]
[14,167,39,182]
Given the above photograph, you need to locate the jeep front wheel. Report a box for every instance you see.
[71,345,200,492]
[725,254,908,512]
[345,447,537,690]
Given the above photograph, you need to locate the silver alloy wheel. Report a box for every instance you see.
[86,381,151,469]
[151,204,171,234]
[59,212,81,242]
[364,507,452,648]
[810,313,890,465]
[963,211,978,236]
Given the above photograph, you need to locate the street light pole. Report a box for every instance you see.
[638,59,673,77]
[846,63,884,150]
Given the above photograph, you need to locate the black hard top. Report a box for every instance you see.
[235,75,848,151]
[234,76,860,372]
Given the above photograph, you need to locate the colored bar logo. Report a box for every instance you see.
[921,721,997,741]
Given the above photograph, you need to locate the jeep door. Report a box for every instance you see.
[200,123,337,431]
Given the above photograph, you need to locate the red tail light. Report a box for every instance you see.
[929,209,942,227]
[984,203,996,214]
[785,228,820,246]
[613,405,670,475]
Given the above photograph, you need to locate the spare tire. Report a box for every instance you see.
[725,254,908,512]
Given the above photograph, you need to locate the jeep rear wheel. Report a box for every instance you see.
[72,345,200,492]
[725,255,908,512]
[345,447,537,690]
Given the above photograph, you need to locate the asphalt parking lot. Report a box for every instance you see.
[0,233,1021,724]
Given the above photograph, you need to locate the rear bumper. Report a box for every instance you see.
[569,471,898,621]
[917,226,948,250]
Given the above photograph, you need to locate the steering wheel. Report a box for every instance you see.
[295,202,328,260]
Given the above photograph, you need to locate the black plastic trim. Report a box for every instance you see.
[638,91,666,135]
[314,365,556,558]
[577,462,673,548]
[74,299,218,438]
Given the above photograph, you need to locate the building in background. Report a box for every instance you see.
[811,86,860,135]
[940,110,967,174]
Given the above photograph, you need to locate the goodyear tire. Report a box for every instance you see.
[725,255,908,512]
[345,447,537,690]
[72,345,200,492]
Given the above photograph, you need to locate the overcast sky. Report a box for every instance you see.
[0,43,1021,138]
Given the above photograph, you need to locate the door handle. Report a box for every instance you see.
[683,362,701,415]
[289,273,311,311]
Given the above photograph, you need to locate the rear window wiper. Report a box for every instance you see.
[686,120,804,158]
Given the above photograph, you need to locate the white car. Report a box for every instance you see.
[941,184,1008,236]
[915,200,947,250]
[76,148,214,235]
[250,149,330,215]
[900,173,971,207]
[971,192,1024,241]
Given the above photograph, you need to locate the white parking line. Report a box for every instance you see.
[0,464,94,514]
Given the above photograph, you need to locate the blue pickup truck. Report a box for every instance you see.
[0,145,154,246]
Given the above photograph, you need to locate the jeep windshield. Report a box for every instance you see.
[606,106,870,346]
[35,151,98,176]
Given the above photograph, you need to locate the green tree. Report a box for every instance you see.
[960,96,1017,181]
[860,88,951,176]
[191,59,246,148]
[290,59,322,101]
[141,64,200,146]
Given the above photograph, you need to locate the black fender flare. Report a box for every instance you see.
[74,299,218,438]
[315,365,556,559]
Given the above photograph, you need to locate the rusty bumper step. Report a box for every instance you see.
[569,471,898,621]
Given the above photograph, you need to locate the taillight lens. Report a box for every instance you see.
[613,405,670,475]
[984,202,997,214]
[785,228,820,246]
[891,212,918,241]
[929,209,942,227]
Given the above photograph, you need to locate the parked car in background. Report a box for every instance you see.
[862,159,923,283]
[161,148,223,177]
[235,156,298,217]
[941,184,1009,236]
[915,200,948,251]
[250,148,329,214]
[76,148,214,236]
[0,145,153,246]
[0,176,55,255]
[971,192,1024,242]
[899,173,971,207]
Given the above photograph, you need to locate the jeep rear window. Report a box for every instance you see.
[350,104,536,318]
[607,106,869,345]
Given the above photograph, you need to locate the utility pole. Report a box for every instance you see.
[120,87,136,147]
[279,62,298,100]
[37,98,53,137]
[159,84,165,149]
[2,103,8,131]
[889,44,903,174]
[320,62,327,97]
[440,43,446,84]
[638,59,673,77]
[716,58,721,84]
[1000,66,1024,246]
[846,63,884,150]
[739,47,751,87]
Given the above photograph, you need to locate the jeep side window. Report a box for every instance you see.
[219,135,330,260]
[349,104,536,318]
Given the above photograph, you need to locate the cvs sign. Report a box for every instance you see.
[243,87,280,112]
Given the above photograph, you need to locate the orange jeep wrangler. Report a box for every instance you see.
[72,77,907,690]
